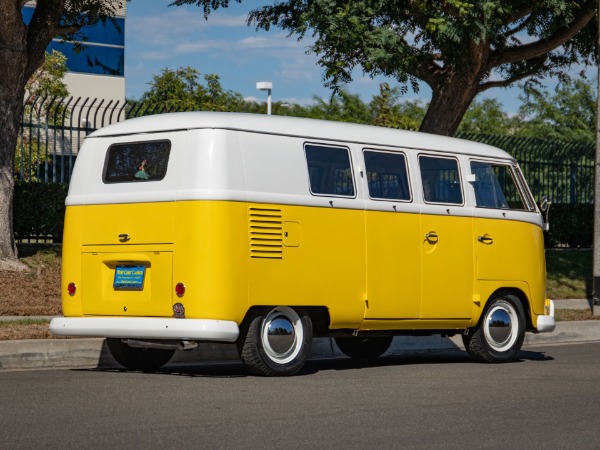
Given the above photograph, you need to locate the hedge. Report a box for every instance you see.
[543,203,593,248]
[13,182,68,243]
[11,183,594,248]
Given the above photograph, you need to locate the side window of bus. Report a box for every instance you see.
[305,144,355,197]
[470,161,527,210]
[104,140,171,183]
[364,150,411,201]
[419,155,463,204]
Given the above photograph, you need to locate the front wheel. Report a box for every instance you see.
[334,336,393,359]
[106,338,175,371]
[462,294,525,363]
[237,306,312,376]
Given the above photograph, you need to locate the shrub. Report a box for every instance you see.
[544,203,593,248]
[13,182,68,243]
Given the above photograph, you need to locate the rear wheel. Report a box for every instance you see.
[334,336,393,359]
[462,294,525,363]
[237,306,312,376]
[106,338,175,371]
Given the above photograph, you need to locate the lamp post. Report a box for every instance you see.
[256,81,272,115]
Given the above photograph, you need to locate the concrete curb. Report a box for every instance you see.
[1,320,598,372]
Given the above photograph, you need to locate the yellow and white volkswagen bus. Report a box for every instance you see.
[50,112,555,375]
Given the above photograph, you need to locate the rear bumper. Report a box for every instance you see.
[49,317,239,342]
[536,300,556,333]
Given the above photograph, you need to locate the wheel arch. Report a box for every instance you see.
[238,305,331,340]
[484,288,533,331]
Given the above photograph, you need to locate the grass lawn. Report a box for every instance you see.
[545,248,592,300]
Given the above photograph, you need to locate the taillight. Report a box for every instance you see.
[67,282,77,296]
[175,282,186,298]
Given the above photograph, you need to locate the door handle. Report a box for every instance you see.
[425,232,438,242]
[477,235,493,244]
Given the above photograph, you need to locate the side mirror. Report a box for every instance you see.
[540,196,551,231]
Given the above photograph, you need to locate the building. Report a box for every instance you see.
[22,1,126,103]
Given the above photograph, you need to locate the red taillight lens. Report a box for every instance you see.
[175,282,186,298]
[67,282,77,296]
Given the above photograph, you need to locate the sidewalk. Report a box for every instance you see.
[1,314,599,372]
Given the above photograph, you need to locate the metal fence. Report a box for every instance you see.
[18,95,187,183]
[18,96,596,205]
[457,133,595,204]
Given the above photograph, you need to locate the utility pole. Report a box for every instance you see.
[594,0,600,316]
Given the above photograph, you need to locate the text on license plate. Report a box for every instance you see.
[114,265,146,290]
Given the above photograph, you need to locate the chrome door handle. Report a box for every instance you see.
[477,235,493,244]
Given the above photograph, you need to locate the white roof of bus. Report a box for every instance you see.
[90,111,513,160]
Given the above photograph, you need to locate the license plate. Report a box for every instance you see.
[114,265,146,290]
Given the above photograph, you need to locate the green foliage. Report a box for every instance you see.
[458,98,515,135]
[370,83,424,130]
[181,0,596,135]
[307,91,372,124]
[544,204,593,248]
[515,78,597,143]
[17,50,70,181]
[26,50,69,100]
[139,67,244,112]
[13,182,68,243]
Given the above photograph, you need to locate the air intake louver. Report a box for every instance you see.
[249,208,283,259]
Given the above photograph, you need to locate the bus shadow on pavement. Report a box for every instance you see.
[88,346,553,378]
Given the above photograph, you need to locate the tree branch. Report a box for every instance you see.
[478,70,541,92]
[505,13,534,37]
[489,2,595,68]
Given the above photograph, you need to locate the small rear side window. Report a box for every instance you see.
[305,144,355,197]
[103,140,171,184]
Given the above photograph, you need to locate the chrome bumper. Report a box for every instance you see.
[49,317,239,342]
[536,299,556,333]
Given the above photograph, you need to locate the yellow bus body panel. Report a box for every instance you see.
[61,200,547,331]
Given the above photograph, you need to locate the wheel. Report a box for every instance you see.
[462,294,525,363]
[237,306,312,376]
[334,336,393,359]
[106,338,175,371]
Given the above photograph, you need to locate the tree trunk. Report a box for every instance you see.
[0,10,29,263]
[418,72,480,137]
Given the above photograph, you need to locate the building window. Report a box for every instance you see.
[47,42,124,76]
[22,6,125,77]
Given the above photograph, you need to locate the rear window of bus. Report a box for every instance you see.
[103,140,171,184]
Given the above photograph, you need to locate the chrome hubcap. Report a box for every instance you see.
[488,309,512,344]
[483,300,518,352]
[261,307,303,364]
[266,316,295,354]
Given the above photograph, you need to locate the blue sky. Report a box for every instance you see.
[124,1,579,114]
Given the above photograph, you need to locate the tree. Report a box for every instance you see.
[177,0,596,136]
[0,1,119,264]
[370,83,424,130]
[458,98,515,135]
[18,50,70,182]
[138,67,244,112]
[306,90,372,124]
[515,78,597,143]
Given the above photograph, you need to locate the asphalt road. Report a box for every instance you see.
[1,343,599,449]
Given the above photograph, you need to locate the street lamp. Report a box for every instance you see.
[256,81,272,115]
